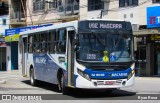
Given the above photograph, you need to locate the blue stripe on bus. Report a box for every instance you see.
[84,68,131,80]
[33,53,66,84]
[47,53,56,61]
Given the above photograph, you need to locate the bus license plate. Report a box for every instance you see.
[105,81,115,85]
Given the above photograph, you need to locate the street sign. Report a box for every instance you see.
[5,24,53,37]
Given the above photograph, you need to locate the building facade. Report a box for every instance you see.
[8,0,160,76]
[0,0,11,71]
[9,0,79,26]
[26,0,79,25]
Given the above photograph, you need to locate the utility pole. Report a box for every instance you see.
[21,0,27,26]
[100,9,103,19]
[26,0,33,25]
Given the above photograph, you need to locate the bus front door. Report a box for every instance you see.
[22,37,27,76]
[67,27,75,86]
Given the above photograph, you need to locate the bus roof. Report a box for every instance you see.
[19,19,129,36]
[19,20,78,36]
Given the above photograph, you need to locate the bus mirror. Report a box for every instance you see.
[74,45,80,52]
[73,34,79,45]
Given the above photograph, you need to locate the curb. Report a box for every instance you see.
[0,80,6,84]
[135,77,160,80]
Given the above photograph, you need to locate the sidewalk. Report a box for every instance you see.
[0,70,20,84]
[135,76,160,80]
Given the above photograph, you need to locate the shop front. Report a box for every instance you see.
[152,34,160,76]
[5,29,19,70]
[133,6,160,76]
[0,37,10,71]
[134,30,160,76]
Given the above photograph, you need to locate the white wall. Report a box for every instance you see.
[80,0,88,20]
[0,15,9,35]
[118,7,139,24]
[6,46,11,71]
[80,0,119,19]
[81,0,160,27]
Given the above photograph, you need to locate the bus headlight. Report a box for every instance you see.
[77,69,91,81]
[128,69,135,80]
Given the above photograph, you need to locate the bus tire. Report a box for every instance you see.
[30,68,37,86]
[61,74,68,95]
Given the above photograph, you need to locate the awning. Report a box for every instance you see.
[133,29,160,36]
[5,34,19,42]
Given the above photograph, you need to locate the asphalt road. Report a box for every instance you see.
[0,71,160,102]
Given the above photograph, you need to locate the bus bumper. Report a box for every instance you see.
[75,74,135,89]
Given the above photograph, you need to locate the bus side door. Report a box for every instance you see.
[22,37,27,76]
[67,27,75,86]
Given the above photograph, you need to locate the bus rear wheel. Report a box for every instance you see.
[30,68,37,86]
[61,74,68,95]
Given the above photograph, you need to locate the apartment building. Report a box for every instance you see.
[27,0,79,25]
[9,0,79,26]
[8,0,160,76]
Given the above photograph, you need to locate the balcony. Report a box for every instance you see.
[30,2,79,24]
[10,11,26,25]
[57,4,79,15]
[0,0,8,15]
[9,0,26,26]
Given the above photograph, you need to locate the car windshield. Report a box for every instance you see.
[76,32,133,63]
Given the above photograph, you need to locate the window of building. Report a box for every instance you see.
[2,19,6,25]
[49,0,58,9]
[88,0,104,11]
[0,2,2,7]
[119,0,138,7]
[124,14,127,18]
[0,2,5,8]
[130,13,133,18]
[152,0,160,3]
[33,0,45,11]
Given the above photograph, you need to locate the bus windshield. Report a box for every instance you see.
[76,32,133,63]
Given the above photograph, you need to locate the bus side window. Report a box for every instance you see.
[28,35,33,53]
[48,32,51,53]
[48,30,56,53]
[57,29,66,53]
[34,33,40,53]
[40,32,47,53]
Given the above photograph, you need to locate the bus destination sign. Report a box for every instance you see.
[78,20,132,32]
[88,22,123,29]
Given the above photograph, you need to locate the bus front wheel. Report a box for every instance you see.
[61,74,68,95]
[30,68,37,86]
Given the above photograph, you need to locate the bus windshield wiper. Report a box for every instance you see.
[115,34,122,47]
[93,33,105,47]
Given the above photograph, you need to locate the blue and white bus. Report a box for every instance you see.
[19,19,135,94]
